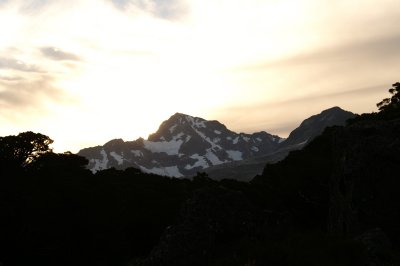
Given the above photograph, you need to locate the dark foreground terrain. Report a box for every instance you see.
[0,83,399,265]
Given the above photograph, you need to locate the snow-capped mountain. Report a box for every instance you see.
[78,113,282,177]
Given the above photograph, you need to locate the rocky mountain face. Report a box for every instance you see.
[279,106,355,150]
[205,106,355,181]
[78,113,282,177]
[78,107,354,179]
[138,112,400,266]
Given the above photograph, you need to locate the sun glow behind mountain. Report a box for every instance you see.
[1,0,399,152]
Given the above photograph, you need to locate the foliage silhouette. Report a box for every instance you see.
[377,82,400,112]
[0,131,53,168]
[1,84,400,265]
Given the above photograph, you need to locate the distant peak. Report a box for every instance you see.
[320,106,354,116]
[327,106,342,110]
[168,112,207,123]
[170,112,194,121]
[323,106,344,112]
[104,138,125,147]
[172,112,189,117]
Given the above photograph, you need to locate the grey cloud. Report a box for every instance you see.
[0,76,62,107]
[40,47,81,61]
[219,83,389,137]
[273,84,387,108]
[0,0,51,13]
[228,84,386,115]
[0,76,76,123]
[18,0,51,14]
[227,34,400,137]
[0,56,41,72]
[241,35,400,71]
[0,0,9,6]
[111,0,188,20]
[0,75,24,81]
[149,0,187,20]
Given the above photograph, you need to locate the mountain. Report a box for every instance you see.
[279,106,355,150]
[205,106,355,181]
[78,107,354,179]
[78,113,282,177]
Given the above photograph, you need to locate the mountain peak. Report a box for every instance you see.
[320,106,350,115]
[79,112,283,177]
[323,106,343,112]
[164,113,208,128]
[281,107,355,148]
[170,112,191,120]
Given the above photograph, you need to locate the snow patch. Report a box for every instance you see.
[294,139,309,147]
[90,149,109,173]
[169,124,177,133]
[205,149,223,165]
[185,154,209,170]
[143,139,183,155]
[131,150,143,157]
[140,166,183,178]
[251,146,259,152]
[242,136,250,142]
[185,116,206,128]
[214,130,221,134]
[232,137,239,144]
[110,151,124,165]
[213,137,221,143]
[186,118,222,150]
[226,150,243,161]
[279,138,286,143]
[256,137,262,142]
[174,132,184,140]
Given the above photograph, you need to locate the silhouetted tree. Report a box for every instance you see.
[377,82,400,112]
[0,131,53,167]
[32,151,89,171]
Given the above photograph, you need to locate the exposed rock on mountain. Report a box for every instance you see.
[78,113,282,177]
[205,107,355,181]
[79,107,354,179]
[280,106,355,150]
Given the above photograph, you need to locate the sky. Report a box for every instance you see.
[0,0,399,152]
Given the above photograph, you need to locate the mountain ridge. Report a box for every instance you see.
[78,107,355,179]
[205,106,356,181]
[78,112,282,177]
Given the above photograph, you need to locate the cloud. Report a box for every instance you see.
[256,84,387,111]
[0,56,42,72]
[240,34,400,71]
[0,76,65,107]
[0,75,23,81]
[0,75,76,123]
[0,0,51,13]
[215,83,390,137]
[111,0,188,20]
[40,47,81,61]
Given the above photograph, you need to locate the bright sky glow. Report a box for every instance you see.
[1,0,400,152]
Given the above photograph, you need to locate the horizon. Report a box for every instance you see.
[0,105,355,153]
[1,0,399,152]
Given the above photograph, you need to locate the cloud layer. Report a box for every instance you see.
[110,0,188,20]
[1,0,400,152]
[40,47,81,61]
